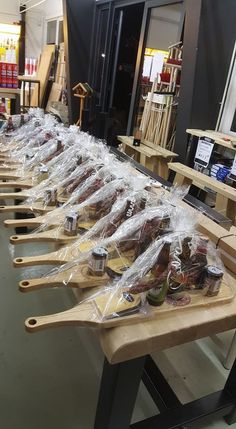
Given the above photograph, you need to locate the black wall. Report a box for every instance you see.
[63,0,95,124]
[175,0,236,162]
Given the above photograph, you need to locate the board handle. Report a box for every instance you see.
[19,276,64,292]
[0,166,19,171]
[10,231,75,245]
[25,302,98,332]
[0,181,32,189]
[13,250,64,267]
[0,192,29,201]
[0,173,21,180]
[0,204,36,213]
[4,217,42,229]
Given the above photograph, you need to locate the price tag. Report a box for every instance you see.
[229,154,236,182]
[194,137,215,168]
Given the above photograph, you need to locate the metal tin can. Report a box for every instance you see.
[44,188,57,206]
[203,265,223,297]
[64,212,78,236]
[88,247,108,276]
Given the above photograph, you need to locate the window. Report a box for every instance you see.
[46,18,64,45]
[217,41,236,137]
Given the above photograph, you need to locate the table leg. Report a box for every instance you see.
[29,82,31,107]
[94,356,146,429]
[173,173,192,187]
[224,331,236,370]
[23,81,25,109]
[224,357,236,424]
[10,98,15,115]
[38,82,40,107]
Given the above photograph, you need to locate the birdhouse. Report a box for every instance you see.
[72,82,93,127]
[73,82,93,99]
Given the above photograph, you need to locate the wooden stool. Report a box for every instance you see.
[118,136,178,180]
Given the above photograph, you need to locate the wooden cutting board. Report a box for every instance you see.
[19,264,111,292]
[24,276,234,332]
[13,234,121,268]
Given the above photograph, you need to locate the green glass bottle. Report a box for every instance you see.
[147,279,169,306]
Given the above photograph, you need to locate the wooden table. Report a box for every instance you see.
[186,129,236,169]
[93,272,236,428]
[168,162,236,224]
[118,136,178,180]
[0,88,20,114]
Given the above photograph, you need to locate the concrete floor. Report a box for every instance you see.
[0,209,236,429]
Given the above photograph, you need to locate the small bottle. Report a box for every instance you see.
[57,139,63,151]
[139,197,147,210]
[190,237,208,267]
[147,279,168,306]
[64,212,78,236]
[20,113,24,126]
[44,189,57,206]
[203,266,223,297]
[158,216,171,236]
[88,247,108,276]
[151,237,172,277]
[180,236,192,261]
[6,116,14,133]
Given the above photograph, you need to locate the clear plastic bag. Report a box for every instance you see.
[76,227,226,324]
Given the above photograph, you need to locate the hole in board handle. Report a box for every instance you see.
[28,319,37,326]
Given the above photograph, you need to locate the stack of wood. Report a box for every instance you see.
[140,42,182,151]
[46,43,66,112]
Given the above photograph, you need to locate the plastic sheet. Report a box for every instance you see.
[76,217,226,323]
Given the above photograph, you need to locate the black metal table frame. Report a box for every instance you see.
[94,354,236,429]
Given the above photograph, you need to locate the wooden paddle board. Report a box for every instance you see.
[24,277,234,332]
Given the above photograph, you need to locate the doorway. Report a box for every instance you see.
[106,3,144,137]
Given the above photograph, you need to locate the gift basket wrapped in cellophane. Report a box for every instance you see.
[23,207,234,331]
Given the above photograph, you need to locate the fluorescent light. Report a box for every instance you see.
[0,23,21,36]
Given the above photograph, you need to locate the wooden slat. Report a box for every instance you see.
[46,82,62,112]
[168,162,236,202]
[186,129,236,151]
[31,45,55,107]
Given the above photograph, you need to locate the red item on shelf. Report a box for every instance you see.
[166,58,182,66]
[6,63,13,88]
[160,72,171,83]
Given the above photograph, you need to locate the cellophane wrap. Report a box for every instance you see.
[74,207,227,323]
[39,201,178,290]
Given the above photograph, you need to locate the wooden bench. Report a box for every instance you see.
[118,135,178,179]
[187,129,236,151]
[168,162,236,224]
